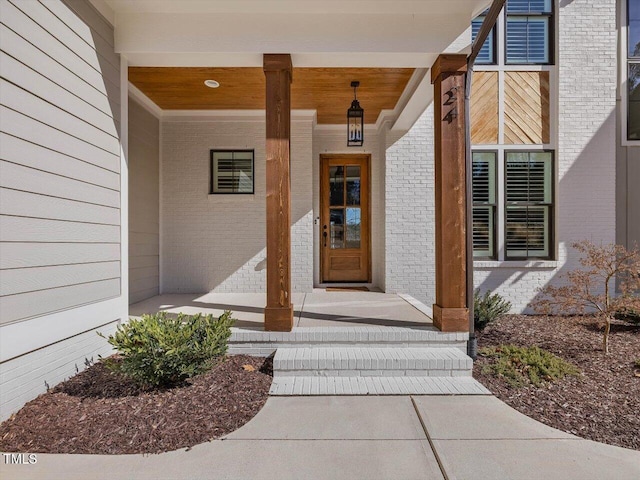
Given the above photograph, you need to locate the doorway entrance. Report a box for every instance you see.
[320,154,371,282]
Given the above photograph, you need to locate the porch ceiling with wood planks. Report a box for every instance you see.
[128,67,414,124]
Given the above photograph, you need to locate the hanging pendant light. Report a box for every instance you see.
[347,81,364,147]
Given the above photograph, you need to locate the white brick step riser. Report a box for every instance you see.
[229,341,466,356]
[269,376,491,396]
[273,347,472,378]
[230,328,469,344]
[273,370,473,378]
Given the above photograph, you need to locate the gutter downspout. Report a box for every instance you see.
[465,0,506,358]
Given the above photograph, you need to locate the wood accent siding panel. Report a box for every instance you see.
[0,0,121,325]
[504,71,550,145]
[128,98,159,304]
[470,72,499,144]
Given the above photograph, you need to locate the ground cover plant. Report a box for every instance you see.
[474,314,640,450]
[479,344,579,387]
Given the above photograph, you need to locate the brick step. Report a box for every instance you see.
[229,327,468,356]
[269,375,490,395]
[273,347,472,377]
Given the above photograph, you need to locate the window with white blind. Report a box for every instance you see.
[505,0,553,64]
[472,152,497,258]
[472,13,496,65]
[505,151,553,259]
[210,150,255,194]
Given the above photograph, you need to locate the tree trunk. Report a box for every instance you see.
[603,317,611,354]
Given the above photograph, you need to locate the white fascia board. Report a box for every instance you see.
[114,12,471,64]
[391,70,434,132]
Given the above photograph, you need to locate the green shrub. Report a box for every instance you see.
[474,290,512,330]
[100,311,235,387]
[480,345,580,388]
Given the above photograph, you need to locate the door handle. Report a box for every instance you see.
[323,225,327,247]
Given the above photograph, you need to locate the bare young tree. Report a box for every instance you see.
[534,241,640,354]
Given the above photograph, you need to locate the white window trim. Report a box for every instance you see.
[620,0,640,146]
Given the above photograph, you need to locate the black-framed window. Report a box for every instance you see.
[472,14,496,65]
[628,0,640,139]
[472,152,497,258]
[505,151,553,259]
[505,0,553,65]
[210,150,254,194]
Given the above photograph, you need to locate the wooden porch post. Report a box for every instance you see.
[431,54,469,332]
[263,54,294,331]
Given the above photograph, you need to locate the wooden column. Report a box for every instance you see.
[263,54,294,331]
[431,54,469,332]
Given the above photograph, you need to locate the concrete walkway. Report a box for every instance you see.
[2,396,638,480]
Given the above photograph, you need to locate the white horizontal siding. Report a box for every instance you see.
[0,107,120,173]
[0,133,120,190]
[0,160,120,208]
[10,0,119,82]
[0,53,118,137]
[2,1,120,96]
[46,0,115,48]
[0,216,120,243]
[0,278,121,324]
[0,24,119,121]
[0,0,125,421]
[1,261,120,296]
[0,188,120,225]
[0,80,120,155]
[0,243,120,269]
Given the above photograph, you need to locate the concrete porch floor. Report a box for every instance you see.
[129,290,434,330]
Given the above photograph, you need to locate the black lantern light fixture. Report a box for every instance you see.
[347,81,364,147]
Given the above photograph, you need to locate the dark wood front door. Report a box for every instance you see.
[320,154,370,282]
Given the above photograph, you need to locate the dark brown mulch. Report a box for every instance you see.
[474,315,640,450]
[0,355,272,455]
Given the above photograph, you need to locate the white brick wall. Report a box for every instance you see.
[161,118,314,294]
[384,105,436,306]
[384,1,617,313]
[476,0,616,312]
[0,322,117,421]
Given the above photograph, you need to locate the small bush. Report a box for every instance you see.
[474,290,512,330]
[480,345,579,388]
[100,311,235,387]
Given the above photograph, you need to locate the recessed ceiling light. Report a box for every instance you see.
[204,79,220,88]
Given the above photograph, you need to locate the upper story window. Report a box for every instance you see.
[627,0,640,140]
[473,0,554,66]
[472,13,496,65]
[505,0,553,64]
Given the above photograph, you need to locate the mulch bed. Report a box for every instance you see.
[474,315,640,451]
[0,355,272,455]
